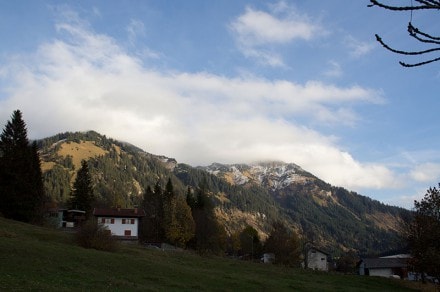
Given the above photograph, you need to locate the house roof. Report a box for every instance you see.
[361,258,408,269]
[308,247,329,256]
[67,209,85,214]
[93,208,146,218]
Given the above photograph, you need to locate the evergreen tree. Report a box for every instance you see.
[0,110,44,222]
[165,195,195,247]
[406,184,440,282]
[153,180,166,242]
[69,160,94,217]
[239,226,262,259]
[188,184,227,254]
[264,221,301,266]
[140,185,162,243]
[162,178,195,247]
[28,141,45,221]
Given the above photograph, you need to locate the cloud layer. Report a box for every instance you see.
[229,3,323,67]
[0,7,400,192]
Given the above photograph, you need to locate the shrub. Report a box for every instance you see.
[75,219,117,252]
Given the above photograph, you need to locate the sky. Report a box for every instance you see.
[1,1,440,209]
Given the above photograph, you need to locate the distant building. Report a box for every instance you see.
[93,207,146,240]
[44,203,85,228]
[64,209,86,227]
[358,255,410,279]
[306,248,329,271]
[261,253,275,264]
[44,206,64,228]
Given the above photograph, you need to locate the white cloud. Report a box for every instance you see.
[410,162,440,182]
[231,7,316,46]
[126,19,145,46]
[0,9,397,191]
[323,60,343,78]
[345,35,375,58]
[230,4,322,66]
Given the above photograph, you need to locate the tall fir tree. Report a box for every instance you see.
[264,221,301,266]
[187,183,227,254]
[239,225,262,259]
[162,178,194,247]
[140,185,162,243]
[0,110,44,222]
[406,184,440,282]
[153,180,166,242]
[69,160,94,217]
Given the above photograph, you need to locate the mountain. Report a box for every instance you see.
[37,131,411,255]
[198,162,411,255]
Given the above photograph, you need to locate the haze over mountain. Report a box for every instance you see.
[38,131,410,255]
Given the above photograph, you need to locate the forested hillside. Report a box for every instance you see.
[38,131,411,255]
[196,163,411,255]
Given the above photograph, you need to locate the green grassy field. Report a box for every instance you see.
[0,217,429,291]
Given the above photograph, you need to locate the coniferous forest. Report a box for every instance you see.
[0,110,413,259]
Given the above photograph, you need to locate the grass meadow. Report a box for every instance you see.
[0,217,432,291]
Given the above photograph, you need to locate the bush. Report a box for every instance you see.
[75,220,117,252]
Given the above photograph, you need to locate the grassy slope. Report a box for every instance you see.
[0,218,422,291]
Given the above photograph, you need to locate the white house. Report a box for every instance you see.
[306,248,329,271]
[93,207,146,239]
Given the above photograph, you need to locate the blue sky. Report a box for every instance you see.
[1,1,440,209]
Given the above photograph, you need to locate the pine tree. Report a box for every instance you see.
[162,178,195,247]
[188,184,227,254]
[69,160,94,217]
[28,141,45,221]
[239,226,262,259]
[0,110,44,222]
[264,221,301,266]
[153,180,166,242]
[140,185,161,243]
[406,184,440,282]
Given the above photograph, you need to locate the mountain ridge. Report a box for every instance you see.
[37,130,410,255]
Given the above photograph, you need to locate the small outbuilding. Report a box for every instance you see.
[261,253,275,264]
[93,207,146,240]
[44,204,85,228]
[306,248,329,271]
[358,255,410,279]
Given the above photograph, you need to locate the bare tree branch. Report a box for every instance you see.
[369,0,440,67]
[368,0,440,10]
[400,56,440,67]
[375,34,440,56]
[408,23,440,43]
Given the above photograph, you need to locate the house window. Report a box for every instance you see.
[122,218,135,224]
[124,230,131,236]
[102,218,114,224]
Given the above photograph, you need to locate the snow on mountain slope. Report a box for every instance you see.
[203,161,313,191]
